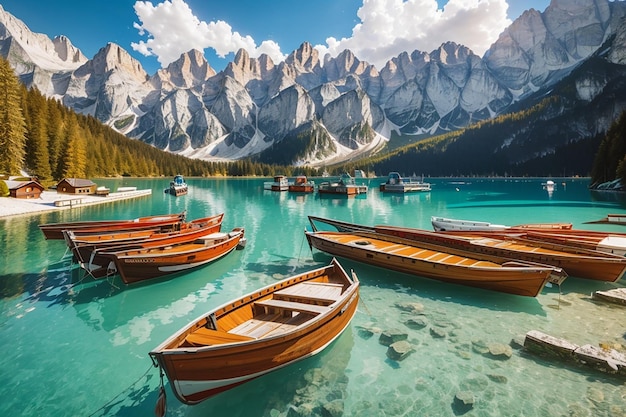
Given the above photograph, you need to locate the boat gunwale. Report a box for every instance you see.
[309,230,557,273]
[149,259,357,355]
[99,228,243,259]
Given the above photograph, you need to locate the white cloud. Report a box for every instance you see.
[315,0,512,68]
[131,0,286,67]
[132,0,511,70]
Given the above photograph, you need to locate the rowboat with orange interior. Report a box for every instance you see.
[309,216,626,283]
[149,258,359,405]
[67,213,224,273]
[305,224,566,297]
[38,211,187,240]
[92,228,245,284]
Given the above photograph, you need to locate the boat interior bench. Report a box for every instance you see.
[185,327,254,346]
[253,299,329,316]
[273,282,343,305]
[229,312,313,339]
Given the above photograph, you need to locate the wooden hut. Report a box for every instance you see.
[5,180,45,199]
[56,178,96,195]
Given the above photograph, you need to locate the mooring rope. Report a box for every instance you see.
[87,363,154,417]
[296,231,307,263]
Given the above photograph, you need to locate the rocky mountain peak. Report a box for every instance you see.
[324,49,372,82]
[89,43,148,83]
[51,35,87,64]
[433,42,472,65]
[286,42,320,71]
[156,49,215,89]
[2,0,625,168]
[0,5,87,72]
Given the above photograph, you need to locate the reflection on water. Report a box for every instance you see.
[1,177,626,417]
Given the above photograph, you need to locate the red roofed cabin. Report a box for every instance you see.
[5,180,45,199]
[56,178,97,195]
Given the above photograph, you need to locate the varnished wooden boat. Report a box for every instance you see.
[66,213,224,268]
[305,227,565,297]
[288,175,315,193]
[431,216,572,232]
[309,216,626,282]
[39,211,187,240]
[437,225,626,257]
[585,213,626,226]
[516,229,626,257]
[318,173,367,195]
[149,258,359,404]
[94,228,245,284]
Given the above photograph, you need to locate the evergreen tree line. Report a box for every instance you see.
[0,57,311,183]
[334,97,610,178]
[2,53,622,183]
[590,111,626,186]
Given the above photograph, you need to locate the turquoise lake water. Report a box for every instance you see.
[1,177,626,417]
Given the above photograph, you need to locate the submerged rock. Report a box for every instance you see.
[321,399,344,417]
[379,329,408,346]
[487,343,513,359]
[486,373,508,384]
[394,301,425,313]
[387,340,414,361]
[430,326,447,338]
[471,339,489,354]
[452,391,475,415]
[405,317,428,330]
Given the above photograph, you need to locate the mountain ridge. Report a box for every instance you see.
[1,1,625,167]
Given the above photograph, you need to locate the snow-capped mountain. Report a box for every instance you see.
[1,0,625,166]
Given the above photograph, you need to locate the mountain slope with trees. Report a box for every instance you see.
[0,57,314,182]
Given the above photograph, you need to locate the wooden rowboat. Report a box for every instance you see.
[66,213,224,269]
[431,216,572,232]
[585,213,626,225]
[517,230,626,257]
[305,227,565,297]
[309,216,626,282]
[39,211,187,240]
[149,258,359,404]
[94,228,245,284]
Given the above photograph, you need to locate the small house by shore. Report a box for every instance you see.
[4,180,45,199]
[56,178,97,195]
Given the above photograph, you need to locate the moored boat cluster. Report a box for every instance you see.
[38,208,626,411]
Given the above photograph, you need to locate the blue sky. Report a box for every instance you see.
[2,0,553,75]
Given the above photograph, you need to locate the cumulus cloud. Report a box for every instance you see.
[131,0,286,67]
[315,0,512,68]
[132,0,512,70]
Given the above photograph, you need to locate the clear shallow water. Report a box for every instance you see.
[1,177,626,417]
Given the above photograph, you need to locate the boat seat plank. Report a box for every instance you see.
[185,328,254,346]
[274,282,343,304]
[254,299,329,315]
[228,313,287,339]
[262,313,313,337]
[229,312,313,339]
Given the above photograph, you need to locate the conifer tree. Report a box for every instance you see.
[60,115,87,178]
[24,89,52,179]
[0,57,26,175]
[47,100,65,179]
